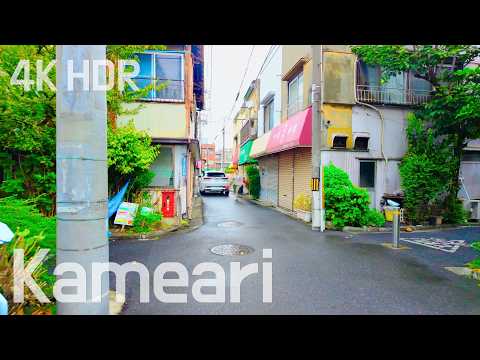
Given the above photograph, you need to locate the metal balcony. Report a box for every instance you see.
[356,85,432,106]
[240,121,256,145]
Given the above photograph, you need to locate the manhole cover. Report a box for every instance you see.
[210,244,254,256]
[217,221,243,228]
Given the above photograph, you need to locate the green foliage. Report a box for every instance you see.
[399,114,466,224]
[245,165,260,200]
[107,121,160,197]
[127,170,156,202]
[353,45,480,224]
[442,198,468,225]
[0,196,56,255]
[0,228,56,314]
[324,163,352,188]
[294,193,312,212]
[132,210,163,233]
[0,45,166,215]
[324,163,384,228]
[351,45,480,86]
[0,46,56,215]
[468,242,480,277]
[364,208,386,227]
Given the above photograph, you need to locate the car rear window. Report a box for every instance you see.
[206,172,226,177]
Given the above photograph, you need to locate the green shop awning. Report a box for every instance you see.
[239,139,257,165]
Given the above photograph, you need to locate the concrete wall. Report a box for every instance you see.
[118,102,188,139]
[281,46,312,122]
[323,51,355,104]
[321,150,401,209]
[352,105,410,159]
[258,46,282,136]
[460,160,480,200]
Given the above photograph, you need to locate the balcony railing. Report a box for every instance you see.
[240,121,256,145]
[356,85,432,106]
[133,78,185,102]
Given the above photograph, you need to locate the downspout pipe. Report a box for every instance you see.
[353,59,388,195]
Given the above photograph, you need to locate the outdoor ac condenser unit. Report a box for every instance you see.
[471,201,480,220]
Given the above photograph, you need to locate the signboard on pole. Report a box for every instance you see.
[114,202,138,226]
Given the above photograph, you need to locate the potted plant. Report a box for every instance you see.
[293,193,312,222]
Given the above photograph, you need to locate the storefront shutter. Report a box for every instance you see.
[259,155,278,206]
[278,150,294,210]
[293,148,312,206]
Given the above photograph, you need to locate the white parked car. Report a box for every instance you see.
[199,171,230,196]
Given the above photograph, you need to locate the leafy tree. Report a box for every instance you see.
[107,121,160,197]
[0,45,165,214]
[352,45,480,223]
[0,46,56,215]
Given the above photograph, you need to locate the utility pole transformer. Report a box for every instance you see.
[56,45,109,314]
[311,45,326,232]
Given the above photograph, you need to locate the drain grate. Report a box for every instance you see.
[210,244,254,256]
[217,221,243,228]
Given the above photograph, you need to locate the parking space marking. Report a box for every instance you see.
[400,237,466,253]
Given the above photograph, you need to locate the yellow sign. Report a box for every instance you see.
[311,178,320,191]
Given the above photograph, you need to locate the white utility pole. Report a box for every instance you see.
[56,45,109,314]
[311,45,326,232]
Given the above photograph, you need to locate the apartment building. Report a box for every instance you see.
[117,45,204,220]
[245,45,479,215]
[231,79,260,178]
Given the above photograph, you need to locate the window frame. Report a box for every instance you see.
[359,160,376,189]
[263,97,275,133]
[136,51,185,103]
[356,60,432,105]
[287,71,304,116]
[149,145,175,188]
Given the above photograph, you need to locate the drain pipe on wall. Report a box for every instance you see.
[353,59,388,195]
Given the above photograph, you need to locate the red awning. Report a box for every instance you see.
[266,106,312,154]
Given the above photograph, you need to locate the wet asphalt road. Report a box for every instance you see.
[109,195,480,314]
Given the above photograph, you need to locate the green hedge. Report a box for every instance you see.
[245,165,260,200]
[324,164,385,229]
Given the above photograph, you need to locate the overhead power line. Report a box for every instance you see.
[226,45,256,123]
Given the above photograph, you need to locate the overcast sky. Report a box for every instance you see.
[202,45,271,150]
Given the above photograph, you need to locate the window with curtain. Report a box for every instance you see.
[133,52,184,101]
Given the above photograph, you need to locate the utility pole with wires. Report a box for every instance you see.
[56,45,109,314]
[311,45,326,232]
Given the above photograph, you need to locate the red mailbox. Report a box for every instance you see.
[161,190,176,218]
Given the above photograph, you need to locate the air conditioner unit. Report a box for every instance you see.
[471,200,480,220]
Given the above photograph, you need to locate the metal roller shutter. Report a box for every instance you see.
[278,150,294,210]
[293,147,312,204]
[259,155,278,206]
